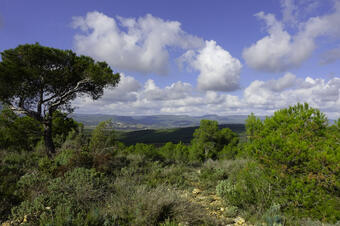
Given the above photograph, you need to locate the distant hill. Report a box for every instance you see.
[71,113,257,130]
[117,124,246,146]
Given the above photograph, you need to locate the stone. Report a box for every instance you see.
[234,216,245,225]
[192,188,202,194]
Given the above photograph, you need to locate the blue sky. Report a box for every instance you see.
[1,0,339,118]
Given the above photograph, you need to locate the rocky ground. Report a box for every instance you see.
[177,176,254,226]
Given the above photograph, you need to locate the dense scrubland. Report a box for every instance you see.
[0,103,339,225]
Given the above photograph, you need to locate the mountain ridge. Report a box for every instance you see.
[71,113,261,130]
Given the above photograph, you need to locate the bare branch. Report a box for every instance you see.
[50,78,91,109]
[8,104,42,121]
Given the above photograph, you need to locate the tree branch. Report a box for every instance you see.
[50,78,91,109]
[8,104,42,121]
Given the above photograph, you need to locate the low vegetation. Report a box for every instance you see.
[1,101,339,226]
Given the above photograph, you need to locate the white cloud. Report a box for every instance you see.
[244,73,340,117]
[142,80,193,101]
[243,1,340,72]
[280,0,321,25]
[266,72,297,92]
[100,73,141,102]
[180,40,242,92]
[73,73,340,119]
[281,0,298,25]
[72,12,204,75]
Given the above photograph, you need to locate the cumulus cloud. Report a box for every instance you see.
[72,12,204,74]
[73,73,340,119]
[142,80,193,101]
[266,72,297,92]
[243,1,340,72]
[244,73,340,117]
[100,73,141,102]
[180,40,242,92]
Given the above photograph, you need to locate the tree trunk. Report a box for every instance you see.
[43,119,55,158]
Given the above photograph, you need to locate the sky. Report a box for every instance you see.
[0,0,340,118]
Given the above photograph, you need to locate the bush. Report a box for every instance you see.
[11,167,110,224]
[0,108,42,151]
[104,177,217,225]
[52,111,80,148]
[89,120,116,152]
[127,143,164,161]
[0,151,39,221]
[145,162,192,188]
[160,142,190,163]
[216,161,274,214]
[189,120,239,162]
[198,158,248,190]
[245,103,340,222]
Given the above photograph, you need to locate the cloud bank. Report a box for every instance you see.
[73,73,340,119]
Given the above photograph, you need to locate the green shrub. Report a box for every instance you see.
[104,178,216,225]
[52,111,80,148]
[262,203,285,226]
[199,158,248,190]
[245,103,340,222]
[145,163,192,188]
[216,161,274,214]
[0,151,39,221]
[128,143,164,161]
[0,108,42,151]
[160,142,190,163]
[16,170,51,202]
[199,166,228,190]
[89,120,116,152]
[60,125,88,151]
[11,167,110,224]
[189,120,239,162]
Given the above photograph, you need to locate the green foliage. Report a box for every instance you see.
[126,143,164,161]
[198,159,249,190]
[52,111,80,148]
[11,167,109,224]
[104,178,216,225]
[89,120,116,152]
[0,43,120,155]
[216,161,274,213]
[60,124,88,151]
[190,120,239,161]
[262,203,284,226]
[245,103,340,222]
[145,162,192,188]
[0,108,83,152]
[2,101,339,224]
[159,142,190,162]
[0,108,42,151]
[0,151,40,221]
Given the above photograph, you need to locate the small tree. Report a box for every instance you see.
[190,120,239,161]
[89,120,116,152]
[245,103,340,221]
[0,43,120,157]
